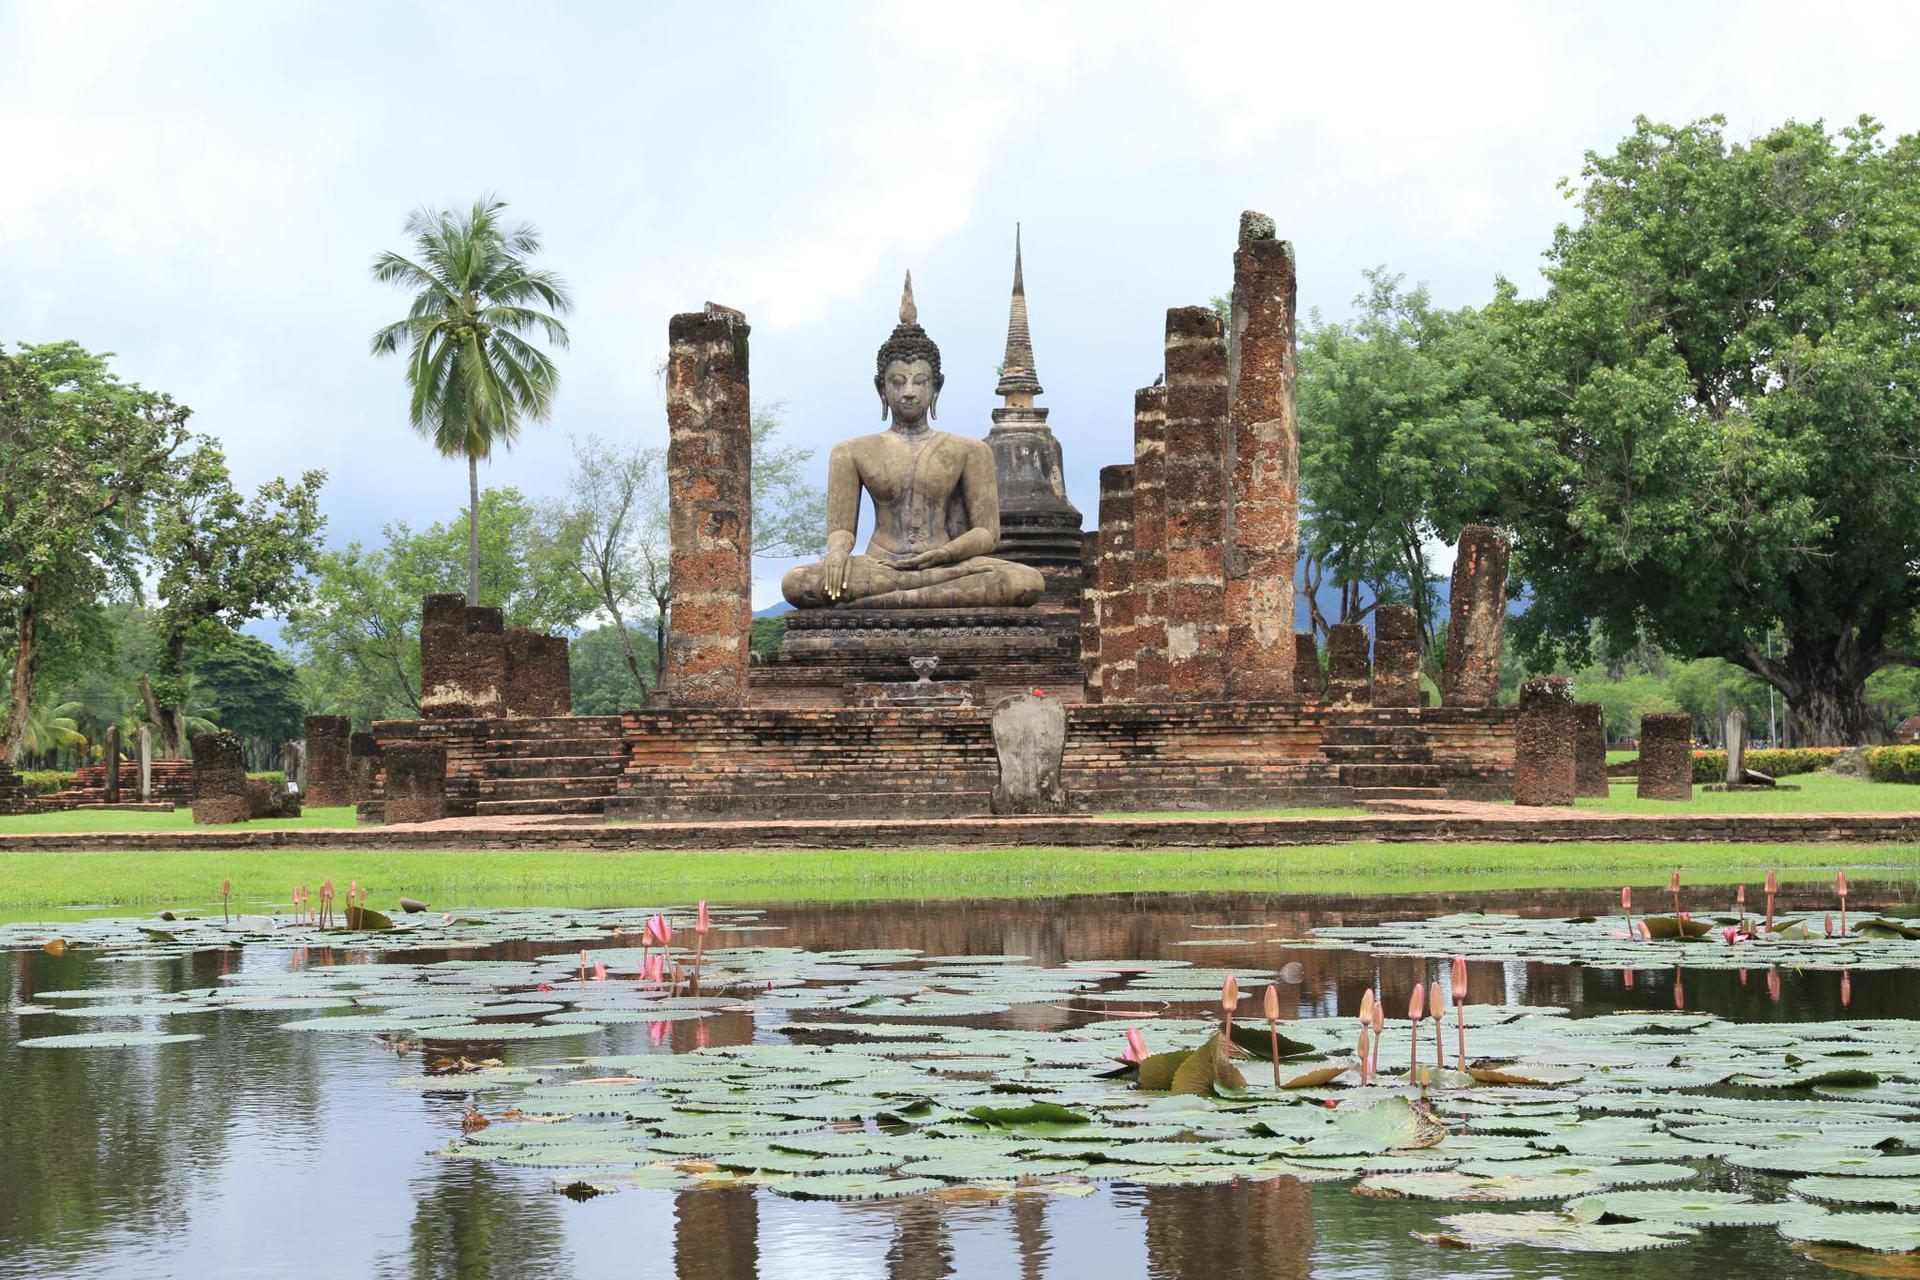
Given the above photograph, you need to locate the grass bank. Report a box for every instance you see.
[0,842,1914,920]
[0,806,358,834]
[1577,773,1920,813]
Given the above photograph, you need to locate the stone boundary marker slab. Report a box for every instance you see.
[1574,701,1609,798]
[989,693,1068,815]
[190,731,250,825]
[1514,676,1576,806]
[1638,712,1694,801]
[8,807,1920,853]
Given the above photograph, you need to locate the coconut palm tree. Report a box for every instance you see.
[20,699,86,767]
[369,197,573,605]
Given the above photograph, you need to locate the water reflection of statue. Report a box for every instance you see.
[780,274,1045,611]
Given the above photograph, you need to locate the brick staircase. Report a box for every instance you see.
[1320,709,1449,802]
[471,716,627,817]
[35,759,191,811]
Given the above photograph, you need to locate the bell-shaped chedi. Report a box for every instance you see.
[984,226,1085,616]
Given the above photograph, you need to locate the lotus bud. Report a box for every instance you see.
[592,962,607,981]
[1263,984,1281,1023]
[1837,871,1848,897]
[695,900,710,935]
[1408,983,1425,1021]
[1825,913,1834,937]
[1765,870,1778,895]
[1451,956,1468,1003]
[1370,998,1384,1036]
[1736,884,1746,907]
[1621,886,1631,911]
[1359,988,1375,1027]
[1427,984,1443,1021]
[1670,870,1680,892]
[1123,1027,1148,1064]
[1841,971,1852,1008]
[1221,975,1240,1013]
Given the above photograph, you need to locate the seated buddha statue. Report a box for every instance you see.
[781,274,1045,611]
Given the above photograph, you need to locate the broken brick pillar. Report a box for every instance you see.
[1079,531,1103,701]
[348,731,383,810]
[190,730,250,825]
[419,595,506,718]
[506,630,572,717]
[1371,605,1422,708]
[1129,385,1171,701]
[1637,712,1694,802]
[303,714,352,807]
[1442,525,1510,708]
[1324,623,1371,709]
[1293,632,1323,700]
[1092,464,1136,702]
[1225,211,1300,700]
[1514,676,1576,806]
[1160,305,1230,701]
[662,303,753,706]
[383,744,448,825]
[1574,701,1610,798]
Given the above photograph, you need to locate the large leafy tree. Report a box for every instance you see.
[192,632,305,768]
[1499,116,1920,743]
[370,196,573,606]
[143,442,325,755]
[1296,272,1541,658]
[0,343,189,764]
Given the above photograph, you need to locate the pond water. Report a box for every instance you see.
[3,882,1918,1280]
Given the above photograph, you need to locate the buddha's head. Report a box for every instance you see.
[876,270,943,423]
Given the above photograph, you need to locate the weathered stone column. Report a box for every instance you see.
[1724,707,1748,784]
[1514,677,1576,806]
[104,724,121,803]
[1574,701,1609,798]
[1372,605,1422,708]
[383,744,448,824]
[1129,385,1171,701]
[190,730,250,824]
[506,630,572,717]
[1161,306,1230,701]
[1293,632,1322,699]
[1637,713,1694,801]
[1079,531,1103,701]
[348,731,383,810]
[1092,464,1136,702]
[1442,525,1511,708]
[1324,623,1371,708]
[1225,211,1299,700]
[304,715,351,807]
[663,303,753,707]
[137,725,151,802]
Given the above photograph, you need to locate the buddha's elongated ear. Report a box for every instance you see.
[928,386,940,421]
[875,373,888,419]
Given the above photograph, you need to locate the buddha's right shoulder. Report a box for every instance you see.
[834,432,890,455]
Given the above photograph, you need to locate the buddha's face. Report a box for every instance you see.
[880,358,938,424]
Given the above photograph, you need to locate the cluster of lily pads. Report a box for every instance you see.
[8,902,1920,1259]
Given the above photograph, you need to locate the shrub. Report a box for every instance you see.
[18,770,76,795]
[247,771,286,788]
[1864,746,1920,784]
[1690,747,1846,782]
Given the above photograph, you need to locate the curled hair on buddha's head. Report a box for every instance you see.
[875,270,944,417]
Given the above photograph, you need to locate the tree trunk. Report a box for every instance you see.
[1737,633,1876,746]
[2,587,39,766]
[467,452,482,607]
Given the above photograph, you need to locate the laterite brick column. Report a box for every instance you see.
[1324,623,1371,709]
[1574,701,1609,798]
[1079,531,1103,700]
[1372,605,1421,707]
[1129,385,1171,701]
[419,594,473,717]
[1225,211,1299,699]
[1093,464,1136,701]
[348,731,383,809]
[1514,676,1575,806]
[663,302,753,706]
[1293,632,1323,699]
[304,714,352,807]
[190,731,250,824]
[1443,525,1510,708]
[1637,713,1694,802]
[506,630,571,716]
[1161,306,1230,701]
[383,744,449,824]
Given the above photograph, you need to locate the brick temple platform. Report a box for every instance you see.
[7,805,1920,853]
[357,702,1514,822]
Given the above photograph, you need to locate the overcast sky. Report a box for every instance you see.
[6,1,1920,609]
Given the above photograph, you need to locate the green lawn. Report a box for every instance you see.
[0,806,359,834]
[0,841,1913,920]
[1576,772,1920,813]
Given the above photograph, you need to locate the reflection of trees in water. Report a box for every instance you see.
[376,1159,573,1280]
[0,948,326,1258]
[1009,1196,1049,1280]
[1141,1179,1312,1280]
[674,1186,756,1279]
[884,1197,953,1280]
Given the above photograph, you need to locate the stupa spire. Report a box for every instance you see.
[995,225,1043,402]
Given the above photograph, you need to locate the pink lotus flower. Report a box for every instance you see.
[1721,927,1738,945]
[646,914,672,948]
[1122,1027,1149,1064]
[593,963,607,981]
[645,953,665,983]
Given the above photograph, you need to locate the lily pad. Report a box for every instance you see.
[19,1030,204,1048]
[1418,1210,1695,1253]
[1780,1212,1920,1254]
